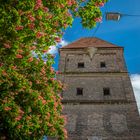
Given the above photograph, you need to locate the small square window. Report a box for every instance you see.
[78,62,84,68]
[103,88,110,96]
[100,62,106,68]
[77,88,83,96]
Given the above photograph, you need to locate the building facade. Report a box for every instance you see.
[58,38,140,140]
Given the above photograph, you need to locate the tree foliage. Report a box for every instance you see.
[0,0,107,139]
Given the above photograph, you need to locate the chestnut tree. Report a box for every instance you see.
[0,0,107,139]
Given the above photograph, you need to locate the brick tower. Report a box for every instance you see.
[58,37,140,140]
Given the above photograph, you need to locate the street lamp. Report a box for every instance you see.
[106,12,121,21]
[106,12,140,21]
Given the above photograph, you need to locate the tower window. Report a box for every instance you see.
[103,88,110,96]
[77,88,83,96]
[100,62,106,68]
[78,62,84,68]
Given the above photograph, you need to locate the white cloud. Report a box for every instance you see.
[59,39,69,47]
[130,74,140,113]
[48,45,58,54]
[48,39,69,54]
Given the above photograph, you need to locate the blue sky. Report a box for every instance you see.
[62,0,140,74]
[52,0,140,112]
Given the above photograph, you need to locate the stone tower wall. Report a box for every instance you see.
[63,103,140,140]
[59,48,127,73]
[59,74,135,102]
[58,45,140,140]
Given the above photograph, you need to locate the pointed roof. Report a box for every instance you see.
[61,37,122,49]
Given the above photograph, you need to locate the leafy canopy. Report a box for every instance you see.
[0,0,107,139]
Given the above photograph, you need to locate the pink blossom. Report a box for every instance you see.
[11,66,17,70]
[95,2,99,6]
[58,80,62,86]
[60,4,65,8]
[53,29,56,32]
[94,17,102,22]
[42,50,48,53]
[43,7,49,12]
[99,2,104,7]
[48,123,53,127]
[38,95,43,100]
[36,15,42,19]
[16,54,23,59]
[29,81,32,86]
[30,46,36,50]
[67,1,72,6]
[50,78,55,81]
[34,0,43,10]
[28,57,33,62]
[63,128,68,138]
[35,61,39,65]
[17,125,22,129]
[2,70,7,76]
[47,14,53,19]
[28,15,35,22]
[54,21,59,26]
[26,116,31,120]
[46,112,50,117]
[95,2,104,7]
[55,37,61,43]
[15,115,22,121]
[3,43,11,48]
[56,71,60,74]
[28,23,35,30]
[54,102,58,108]
[19,109,24,114]
[41,67,46,75]
[64,23,68,28]
[16,25,24,30]
[50,127,56,131]
[0,63,3,67]
[4,107,12,111]
[18,10,24,16]
[17,49,23,53]
[66,12,72,17]
[42,99,47,104]
[36,32,44,38]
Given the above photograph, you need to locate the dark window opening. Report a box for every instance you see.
[100,62,106,68]
[67,58,69,62]
[78,62,84,68]
[103,88,110,96]
[77,88,83,96]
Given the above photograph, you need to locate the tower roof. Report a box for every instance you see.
[61,37,122,49]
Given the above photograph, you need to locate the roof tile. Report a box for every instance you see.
[61,37,122,49]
